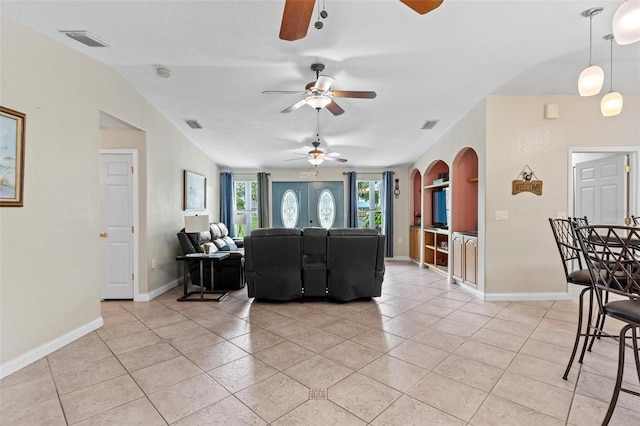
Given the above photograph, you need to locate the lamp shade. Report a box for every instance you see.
[233,213,247,225]
[578,65,604,96]
[306,95,332,109]
[601,91,624,116]
[613,0,640,45]
[185,215,210,233]
[308,156,324,166]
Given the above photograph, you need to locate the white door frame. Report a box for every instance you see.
[568,146,640,221]
[99,149,139,300]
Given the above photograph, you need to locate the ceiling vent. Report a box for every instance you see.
[59,31,111,47]
[421,120,439,130]
[184,120,203,129]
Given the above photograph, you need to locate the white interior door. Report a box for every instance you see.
[100,152,135,299]
[575,154,627,225]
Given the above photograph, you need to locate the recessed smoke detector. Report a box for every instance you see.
[184,120,203,129]
[420,120,439,130]
[58,31,111,47]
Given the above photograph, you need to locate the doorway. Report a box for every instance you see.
[570,148,639,224]
[99,150,139,299]
[272,181,344,228]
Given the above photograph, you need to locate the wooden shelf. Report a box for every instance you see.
[424,182,449,190]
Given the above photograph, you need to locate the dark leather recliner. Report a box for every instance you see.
[176,222,245,291]
[244,228,303,300]
[302,227,328,298]
[326,228,385,301]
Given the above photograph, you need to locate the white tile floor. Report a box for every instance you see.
[1,261,639,425]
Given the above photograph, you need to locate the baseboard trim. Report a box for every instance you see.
[385,256,411,261]
[0,316,104,380]
[484,292,571,302]
[135,278,180,302]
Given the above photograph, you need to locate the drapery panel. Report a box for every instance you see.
[382,171,394,257]
[346,171,357,228]
[257,172,270,228]
[220,172,234,237]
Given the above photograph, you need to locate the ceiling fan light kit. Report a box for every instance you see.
[578,7,605,97]
[612,0,640,45]
[306,95,332,109]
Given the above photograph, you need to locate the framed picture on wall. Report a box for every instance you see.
[0,106,26,207]
[183,170,206,211]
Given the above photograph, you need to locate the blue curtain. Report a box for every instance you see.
[220,172,234,237]
[346,172,357,228]
[257,172,269,228]
[382,171,394,257]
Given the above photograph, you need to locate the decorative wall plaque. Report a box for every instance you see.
[512,165,542,196]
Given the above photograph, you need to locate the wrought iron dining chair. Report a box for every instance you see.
[549,218,596,379]
[575,225,640,425]
[632,215,639,226]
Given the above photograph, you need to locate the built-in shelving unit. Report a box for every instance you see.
[424,228,449,276]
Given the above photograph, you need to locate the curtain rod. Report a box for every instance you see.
[342,171,394,176]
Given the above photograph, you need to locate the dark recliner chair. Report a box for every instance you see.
[326,228,385,301]
[176,222,245,291]
[302,227,328,298]
[244,228,303,300]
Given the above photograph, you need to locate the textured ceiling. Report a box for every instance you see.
[2,1,638,169]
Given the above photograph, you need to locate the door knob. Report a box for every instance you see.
[100,232,108,238]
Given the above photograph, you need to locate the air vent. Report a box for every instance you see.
[59,31,111,47]
[421,120,439,130]
[184,120,203,129]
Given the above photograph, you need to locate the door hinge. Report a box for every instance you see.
[131,166,134,174]
[625,165,631,173]
[132,273,134,282]
[131,225,134,233]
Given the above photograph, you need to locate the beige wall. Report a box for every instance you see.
[412,95,639,298]
[0,18,218,376]
[484,95,639,296]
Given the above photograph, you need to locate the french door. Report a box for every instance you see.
[272,181,344,229]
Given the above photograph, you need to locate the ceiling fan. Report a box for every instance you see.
[279,0,444,41]
[286,111,348,166]
[263,63,376,116]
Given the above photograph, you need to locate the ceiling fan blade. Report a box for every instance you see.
[324,156,348,163]
[399,0,444,15]
[315,75,335,92]
[284,157,308,162]
[325,101,345,116]
[331,90,377,99]
[281,99,307,113]
[263,90,306,95]
[279,0,316,41]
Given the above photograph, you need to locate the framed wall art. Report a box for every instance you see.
[0,106,26,207]
[183,170,206,211]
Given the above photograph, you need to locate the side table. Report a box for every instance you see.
[176,253,230,302]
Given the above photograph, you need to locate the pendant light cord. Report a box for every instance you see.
[609,36,614,91]
[589,13,593,65]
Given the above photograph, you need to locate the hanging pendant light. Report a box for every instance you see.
[612,0,640,45]
[578,8,605,96]
[601,34,624,117]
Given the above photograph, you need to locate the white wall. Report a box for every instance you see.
[0,18,219,377]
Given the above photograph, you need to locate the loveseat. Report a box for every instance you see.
[177,222,245,290]
[243,227,385,301]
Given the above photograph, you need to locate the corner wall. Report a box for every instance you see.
[0,18,219,376]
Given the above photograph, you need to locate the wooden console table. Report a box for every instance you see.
[176,253,230,302]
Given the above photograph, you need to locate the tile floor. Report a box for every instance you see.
[1,261,639,425]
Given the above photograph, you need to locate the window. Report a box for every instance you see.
[233,178,257,237]
[357,178,383,231]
